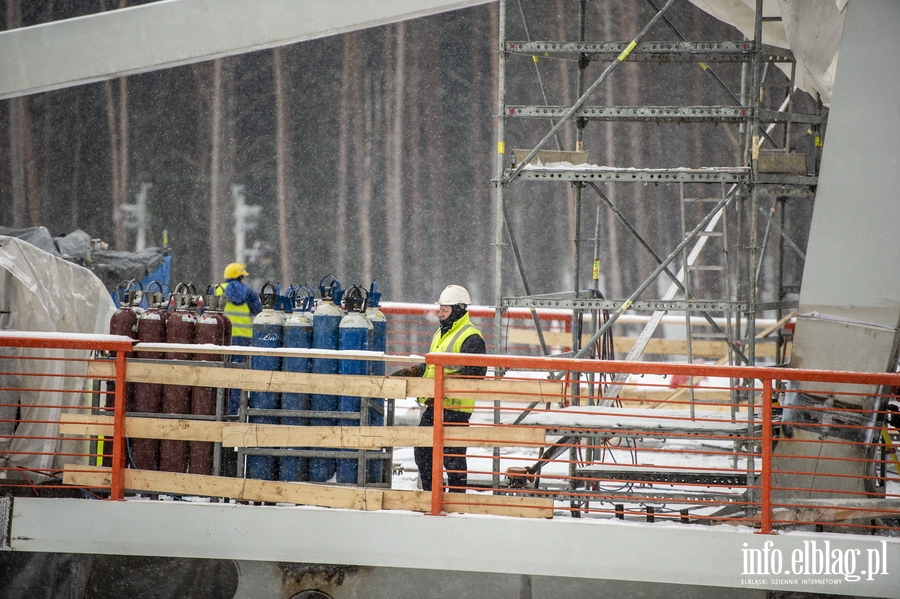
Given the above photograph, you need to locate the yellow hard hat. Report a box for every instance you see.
[224,262,249,280]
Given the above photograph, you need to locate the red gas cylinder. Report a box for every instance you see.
[160,284,197,473]
[189,287,227,474]
[132,285,169,470]
[105,281,143,467]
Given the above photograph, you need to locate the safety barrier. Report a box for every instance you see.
[2,331,898,533]
[424,352,900,533]
[0,332,132,500]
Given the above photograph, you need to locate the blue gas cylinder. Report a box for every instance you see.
[279,286,314,482]
[247,283,285,481]
[309,276,343,482]
[365,281,387,483]
[336,285,373,484]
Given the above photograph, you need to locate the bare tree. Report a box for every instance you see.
[336,33,362,280]
[384,22,406,299]
[407,25,424,295]
[273,47,295,284]
[358,62,377,284]
[424,19,445,295]
[68,90,84,231]
[201,58,236,280]
[100,0,129,249]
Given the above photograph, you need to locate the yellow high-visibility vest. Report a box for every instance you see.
[216,282,253,339]
[422,312,483,413]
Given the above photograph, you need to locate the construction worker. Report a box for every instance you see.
[391,284,486,492]
[216,262,263,415]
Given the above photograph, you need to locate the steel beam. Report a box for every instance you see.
[0,0,492,100]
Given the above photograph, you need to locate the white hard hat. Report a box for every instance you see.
[436,284,471,306]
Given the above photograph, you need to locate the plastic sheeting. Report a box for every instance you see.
[0,236,117,480]
[0,226,169,293]
[688,0,846,105]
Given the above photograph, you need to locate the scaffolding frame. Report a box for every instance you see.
[492,0,822,383]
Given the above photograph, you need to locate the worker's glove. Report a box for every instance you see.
[390,366,421,377]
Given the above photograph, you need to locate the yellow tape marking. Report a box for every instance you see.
[617,40,637,62]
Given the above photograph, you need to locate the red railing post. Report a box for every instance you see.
[110,350,127,500]
[758,378,773,534]
[430,361,445,515]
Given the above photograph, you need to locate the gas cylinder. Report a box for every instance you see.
[132,283,169,470]
[194,285,229,360]
[309,275,343,482]
[160,283,197,473]
[246,282,285,481]
[279,286,315,482]
[189,285,227,475]
[336,285,373,484]
[365,281,388,483]
[105,280,143,467]
[109,280,143,342]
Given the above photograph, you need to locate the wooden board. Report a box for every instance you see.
[404,377,563,403]
[61,465,553,518]
[506,329,787,359]
[126,363,411,399]
[86,361,564,403]
[59,414,547,448]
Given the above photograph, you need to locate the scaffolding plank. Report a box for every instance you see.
[505,40,792,62]
[59,414,547,448]
[507,105,750,122]
[61,465,554,518]
[511,166,750,183]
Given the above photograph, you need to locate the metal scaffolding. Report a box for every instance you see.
[493,0,823,394]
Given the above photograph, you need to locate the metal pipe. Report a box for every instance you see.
[430,365,446,516]
[112,350,128,500]
[760,379,774,534]
[494,0,508,357]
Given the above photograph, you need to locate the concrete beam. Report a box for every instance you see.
[0,0,493,100]
[9,498,900,598]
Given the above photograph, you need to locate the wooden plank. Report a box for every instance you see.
[87,360,115,378]
[615,389,731,403]
[61,465,553,518]
[381,489,553,518]
[405,377,563,403]
[130,343,422,363]
[506,329,786,359]
[60,413,220,441]
[772,507,900,524]
[90,359,564,403]
[771,497,900,525]
[60,414,547,448]
[221,423,546,448]
[124,362,410,399]
[62,465,381,510]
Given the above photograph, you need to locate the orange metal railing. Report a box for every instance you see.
[3,331,899,535]
[0,332,132,500]
[424,352,900,533]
